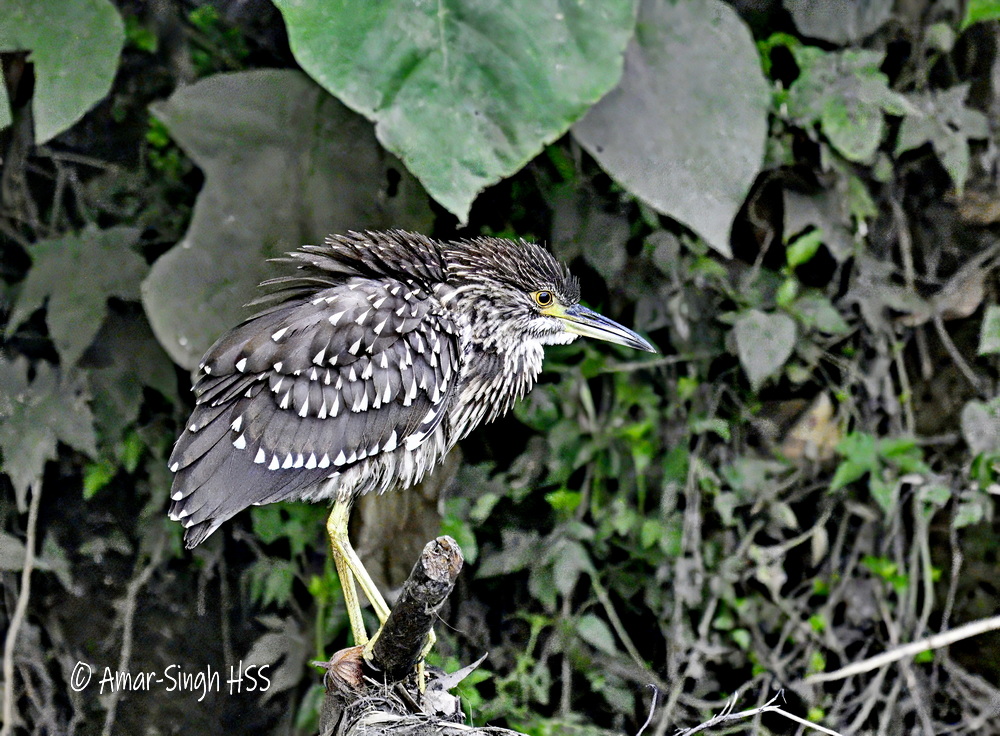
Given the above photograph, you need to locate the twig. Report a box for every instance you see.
[636,686,658,736]
[101,535,166,736]
[891,334,916,435]
[599,353,714,374]
[805,615,1000,684]
[1,480,42,736]
[940,520,963,634]
[674,690,844,736]
[932,313,985,392]
[588,568,647,673]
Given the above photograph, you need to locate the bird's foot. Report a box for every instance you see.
[313,645,365,693]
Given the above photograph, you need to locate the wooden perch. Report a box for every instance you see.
[318,536,523,736]
[369,534,464,681]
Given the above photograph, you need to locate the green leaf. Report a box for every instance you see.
[251,505,287,546]
[869,475,896,515]
[791,293,851,335]
[551,539,592,597]
[896,86,989,195]
[246,559,296,607]
[639,519,664,549]
[0,0,124,142]
[83,459,116,499]
[143,70,432,369]
[877,437,928,476]
[920,483,952,508]
[0,532,28,571]
[862,554,897,580]
[574,0,769,258]
[477,530,544,578]
[962,0,1000,29]
[787,47,910,164]
[783,186,855,262]
[786,229,824,268]
[978,305,1000,356]
[733,310,797,390]
[440,512,479,565]
[0,81,10,131]
[0,358,96,510]
[6,227,145,366]
[576,614,618,655]
[274,0,638,224]
[954,498,985,528]
[243,615,309,699]
[690,417,731,441]
[545,489,582,514]
[960,399,1000,454]
[775,277,799,308]
[831,432,878,490]
[82,312,178,447]
[785,0,893,44]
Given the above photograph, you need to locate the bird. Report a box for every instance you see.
[167,230,655,655]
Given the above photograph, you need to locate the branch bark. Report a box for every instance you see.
[318,536,522,736]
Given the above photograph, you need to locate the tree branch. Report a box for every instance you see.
[318,536,526,736]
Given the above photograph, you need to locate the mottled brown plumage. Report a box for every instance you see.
[168,231,653,551]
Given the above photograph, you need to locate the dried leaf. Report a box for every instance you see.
[780,393,842,464]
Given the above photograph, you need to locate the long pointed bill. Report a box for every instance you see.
[557,305,657,352]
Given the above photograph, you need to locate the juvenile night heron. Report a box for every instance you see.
[168,230,654,653]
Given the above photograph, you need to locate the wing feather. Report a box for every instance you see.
[169,276,461,547]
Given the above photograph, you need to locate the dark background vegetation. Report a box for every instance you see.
[2,0,1000,734]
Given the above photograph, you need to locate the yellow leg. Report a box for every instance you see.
[326,499,438,674]
[327,500,371,646]
[327,500,394,638]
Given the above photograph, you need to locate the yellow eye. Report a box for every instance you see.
[534,291,554,308]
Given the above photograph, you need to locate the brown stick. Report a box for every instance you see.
[368,535,464,682]
[318,536,471,736]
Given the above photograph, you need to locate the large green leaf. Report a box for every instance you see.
[962,0,1000,29]
[273,0,638,224]
[573,0,770,258]
[142,70,433,370]
[6,226,146,366]
[0,357,96,510]
[0,0,124,143]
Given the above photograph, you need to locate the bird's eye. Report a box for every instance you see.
[534,291,554,308]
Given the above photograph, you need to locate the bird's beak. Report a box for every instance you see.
[553,304,657,352]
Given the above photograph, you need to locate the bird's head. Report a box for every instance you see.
[446,237,656,354]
